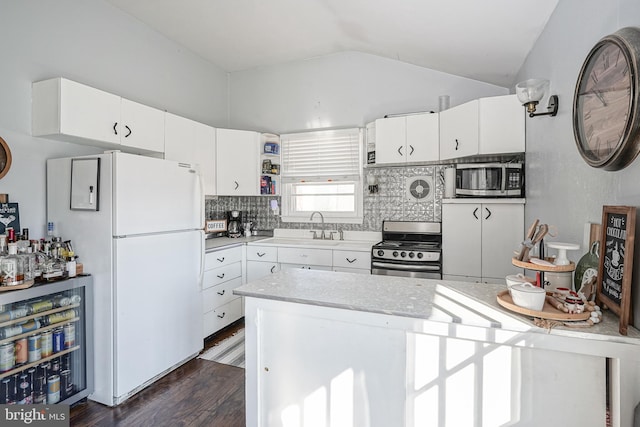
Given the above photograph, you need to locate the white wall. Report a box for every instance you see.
[228,51,508,133]
[516,0,640,323]
[0,0,228,239]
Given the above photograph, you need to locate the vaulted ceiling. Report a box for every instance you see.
[106,0,559,87]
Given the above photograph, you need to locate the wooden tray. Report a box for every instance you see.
[512,257,576,272]
[497,290,590,321]
[0,280,34,292]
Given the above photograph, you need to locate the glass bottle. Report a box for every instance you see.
[1,377,15,404]
[0,243,24,286]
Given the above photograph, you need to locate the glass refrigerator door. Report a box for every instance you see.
[0,279,91,405]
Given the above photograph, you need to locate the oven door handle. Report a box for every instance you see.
[371,261,441,271]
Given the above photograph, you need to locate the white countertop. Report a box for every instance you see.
[234,269,640,344]
[205,235,269,252]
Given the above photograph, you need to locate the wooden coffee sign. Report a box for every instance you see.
[596,206,636,335]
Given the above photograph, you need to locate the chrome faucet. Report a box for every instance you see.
[309,211,326,239]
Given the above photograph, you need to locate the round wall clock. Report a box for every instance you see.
[573,27,640,171]
[0,137,11,180]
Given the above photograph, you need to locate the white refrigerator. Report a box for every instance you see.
[47,151,204,406]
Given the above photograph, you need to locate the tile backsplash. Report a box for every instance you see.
[205,165,449,232]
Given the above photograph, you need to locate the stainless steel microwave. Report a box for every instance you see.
[455,162,524,197]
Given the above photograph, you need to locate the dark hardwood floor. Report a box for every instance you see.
[70,320,246,427]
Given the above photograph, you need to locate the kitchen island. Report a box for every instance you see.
[235,270,640,427]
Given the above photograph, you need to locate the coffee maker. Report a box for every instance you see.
[227,210,243,238]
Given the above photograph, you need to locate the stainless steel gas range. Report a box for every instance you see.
[371,221,442,279]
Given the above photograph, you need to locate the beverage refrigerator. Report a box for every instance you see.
[0,276,93,405]
[46,152,204,406]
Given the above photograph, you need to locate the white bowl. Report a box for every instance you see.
[510,283,545,311]
[505,274,536,289]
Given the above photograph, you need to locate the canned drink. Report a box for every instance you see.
[41,330,53,358]
[50,357,60,375]
[63,323,75,348]
[60,370,72,399]
[14,337,27,364]
[28,334,41,363]
[0,342,14,372]
[30,300,53,314]
[52,328,64,353]
[47,374,60,404]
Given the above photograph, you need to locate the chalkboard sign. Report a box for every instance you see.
[597,206,636,335]
[0,203,20,235]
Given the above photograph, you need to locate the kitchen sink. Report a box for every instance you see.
[256,237,340,247]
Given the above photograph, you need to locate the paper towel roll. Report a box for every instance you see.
[444,167,455,198]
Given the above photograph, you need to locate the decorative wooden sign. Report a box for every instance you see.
[596,206,636,335]
[0,203,20,235]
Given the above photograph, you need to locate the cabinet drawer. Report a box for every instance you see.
[203,262,242,290]
[246,245,278,262]
[278,247,332,266]
[280,263,332,271]
[205,246,242,270]
[203,277,243,314]
[332,250,371,270]
[203,298,243,338]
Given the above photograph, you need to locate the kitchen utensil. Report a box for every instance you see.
[510,283,546,311]
[517,219,540,261]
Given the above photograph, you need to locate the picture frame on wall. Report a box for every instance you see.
[596,205,636,335]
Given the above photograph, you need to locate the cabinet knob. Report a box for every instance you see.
[217,257,225,262]
[217,289,225,296]
[124,125,132,138]
[257,252,266,257]
[455,139,459,150]
[473,207,479,220]
[346,258,356,263]
[113,122,118,135]
[234,181,239,190]
[397,146,403,156]
[270,265,276,273]
[409,145,414,155]
[485,207,492,220]
[217,312,226,319]
[217,273,225,279]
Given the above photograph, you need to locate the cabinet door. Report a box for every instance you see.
[216,128,259,195]
[478,94,525,155]
[120,98,165,153]
[247,261,280,282]
[442,203,482,278]
[58,78,122,145]
[439,100,479,160]
[480,203,524,280]
[406,113,439,162]
[374,117,406,164]
[165,114,216,195]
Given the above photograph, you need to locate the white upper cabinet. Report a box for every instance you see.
[216,128,260,196]
[374,112,439,165]
[32,77,165,155]
[119,98,165,153]
[165,113,216,196]
[439,94,524,160]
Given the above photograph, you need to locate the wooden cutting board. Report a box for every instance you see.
[497,290,590,321]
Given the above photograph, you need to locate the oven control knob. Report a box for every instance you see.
[393,251,399,257]
[377,250,384,257]
[400,251,406,258]
[408,252,415,258]
[417,252,424,259]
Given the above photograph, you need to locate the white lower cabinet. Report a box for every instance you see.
[203,246,244,338]
[333,249,371,274]
[442,201,524,283]
[246,245,280,282]
[278,246,333,271]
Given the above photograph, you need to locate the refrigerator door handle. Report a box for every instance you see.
[199,231,205,289]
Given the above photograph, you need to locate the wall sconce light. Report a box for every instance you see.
[367,173,379,194]
[515,79,558,117]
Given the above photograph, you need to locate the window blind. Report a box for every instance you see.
[281,128,362,182]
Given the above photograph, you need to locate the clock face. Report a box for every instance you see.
[575,42,632,166]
